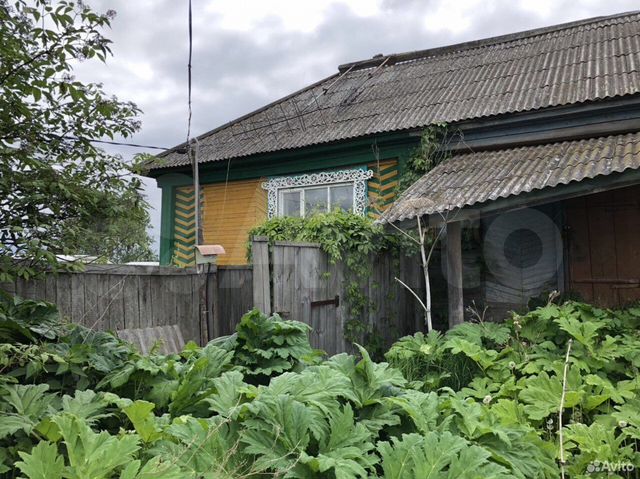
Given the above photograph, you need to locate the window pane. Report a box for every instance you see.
[281,191,301,217]
[330,184,353,212]
[304,187,328,215]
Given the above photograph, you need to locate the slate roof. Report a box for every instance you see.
[151,11,640,171]
[378,132,640,222]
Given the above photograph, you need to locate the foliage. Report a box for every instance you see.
[248,210,415,351]
[232,309,320,380]
[1,298,639,478]
[0,0,153,282]
[57,187,156,264]
[397,124,448,194]
[248,210,407,265]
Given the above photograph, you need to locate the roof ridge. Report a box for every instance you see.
[338,10,640,72]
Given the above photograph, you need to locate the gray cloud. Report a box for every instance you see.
[73,0,640,252]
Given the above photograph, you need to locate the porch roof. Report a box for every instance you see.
[379,131,640,223]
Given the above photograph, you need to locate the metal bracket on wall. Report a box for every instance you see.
[311,295,340,308]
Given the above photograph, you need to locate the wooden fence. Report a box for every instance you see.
[2,242,451,356]
[2,264,253,346]
[216,265,253,336]
[252,237,428,355]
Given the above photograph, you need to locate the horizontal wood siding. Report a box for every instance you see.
[367,159,399,219]
[202,179,267,265]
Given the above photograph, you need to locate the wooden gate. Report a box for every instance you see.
[251,237,426,356]
[270,241,347,354]
[565,184,640,308]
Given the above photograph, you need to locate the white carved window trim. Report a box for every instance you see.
[262,168,374,218]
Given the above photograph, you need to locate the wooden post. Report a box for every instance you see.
[211,267,221,339]
[446,221,464,328]
[252,236,271,314]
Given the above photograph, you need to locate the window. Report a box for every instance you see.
[278,183,354,217]
[262,168,373,219]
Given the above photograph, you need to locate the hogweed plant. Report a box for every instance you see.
[0,292,639,478]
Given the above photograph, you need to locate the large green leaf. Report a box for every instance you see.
[378,432,511,478]
[301,404,377,479]
[205,370,247,418]
[0,383,55,438]
[554,312,604,353]
[60,389,112,425]
[15,441,64,479]
[118,457,185,479]
[154,415,242,476]
[123,400,161,443]
[519,371,584,421]
[241,395,312,475]
[52,413,140,479]
[387,390,441,434]
[168,345,233,416]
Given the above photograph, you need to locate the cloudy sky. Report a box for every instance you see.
[74,0,639,252]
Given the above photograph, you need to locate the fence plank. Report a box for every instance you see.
[70,274,85,325]
[218,266,253,335]
[83,273,99,329]
[123,275,140,330]
[252,237,271,314]
[55,274,72,319]
[108,274,126,332]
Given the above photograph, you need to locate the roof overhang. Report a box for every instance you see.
[380,132,640,227]
[415,169,640,228]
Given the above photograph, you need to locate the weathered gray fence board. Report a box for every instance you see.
[5,266,207,345]
[117,324,185,355]
[4,241,431,357]
[217,266,253,336]
[122,275,140,329]
[252,237,271,314]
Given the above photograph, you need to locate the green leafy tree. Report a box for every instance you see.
[57,185,156,264]
[0,0,152,281]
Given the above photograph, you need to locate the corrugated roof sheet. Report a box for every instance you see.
[379,132,640,223]
[151,11,640,171]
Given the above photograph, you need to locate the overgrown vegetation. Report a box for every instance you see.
[248,211,415,349]
[1,292,639,478]
[397,123,448,194]
[0,0,154,281]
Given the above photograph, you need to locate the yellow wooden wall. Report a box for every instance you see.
[172,162,399,267]
[201,178,267,265]
[367,159,399,219]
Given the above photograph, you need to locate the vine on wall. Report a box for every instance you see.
[397,123,449,194]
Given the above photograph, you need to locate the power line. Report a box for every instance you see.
[66,137,170,150]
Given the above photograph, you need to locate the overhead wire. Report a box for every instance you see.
[62,136,170,150]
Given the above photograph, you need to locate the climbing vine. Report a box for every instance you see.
[397,123,449,194]
[248,211,414,351]
[247,125,451,350]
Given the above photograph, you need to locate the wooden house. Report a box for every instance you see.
[147,11,640,319]
[378,13,640,321]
